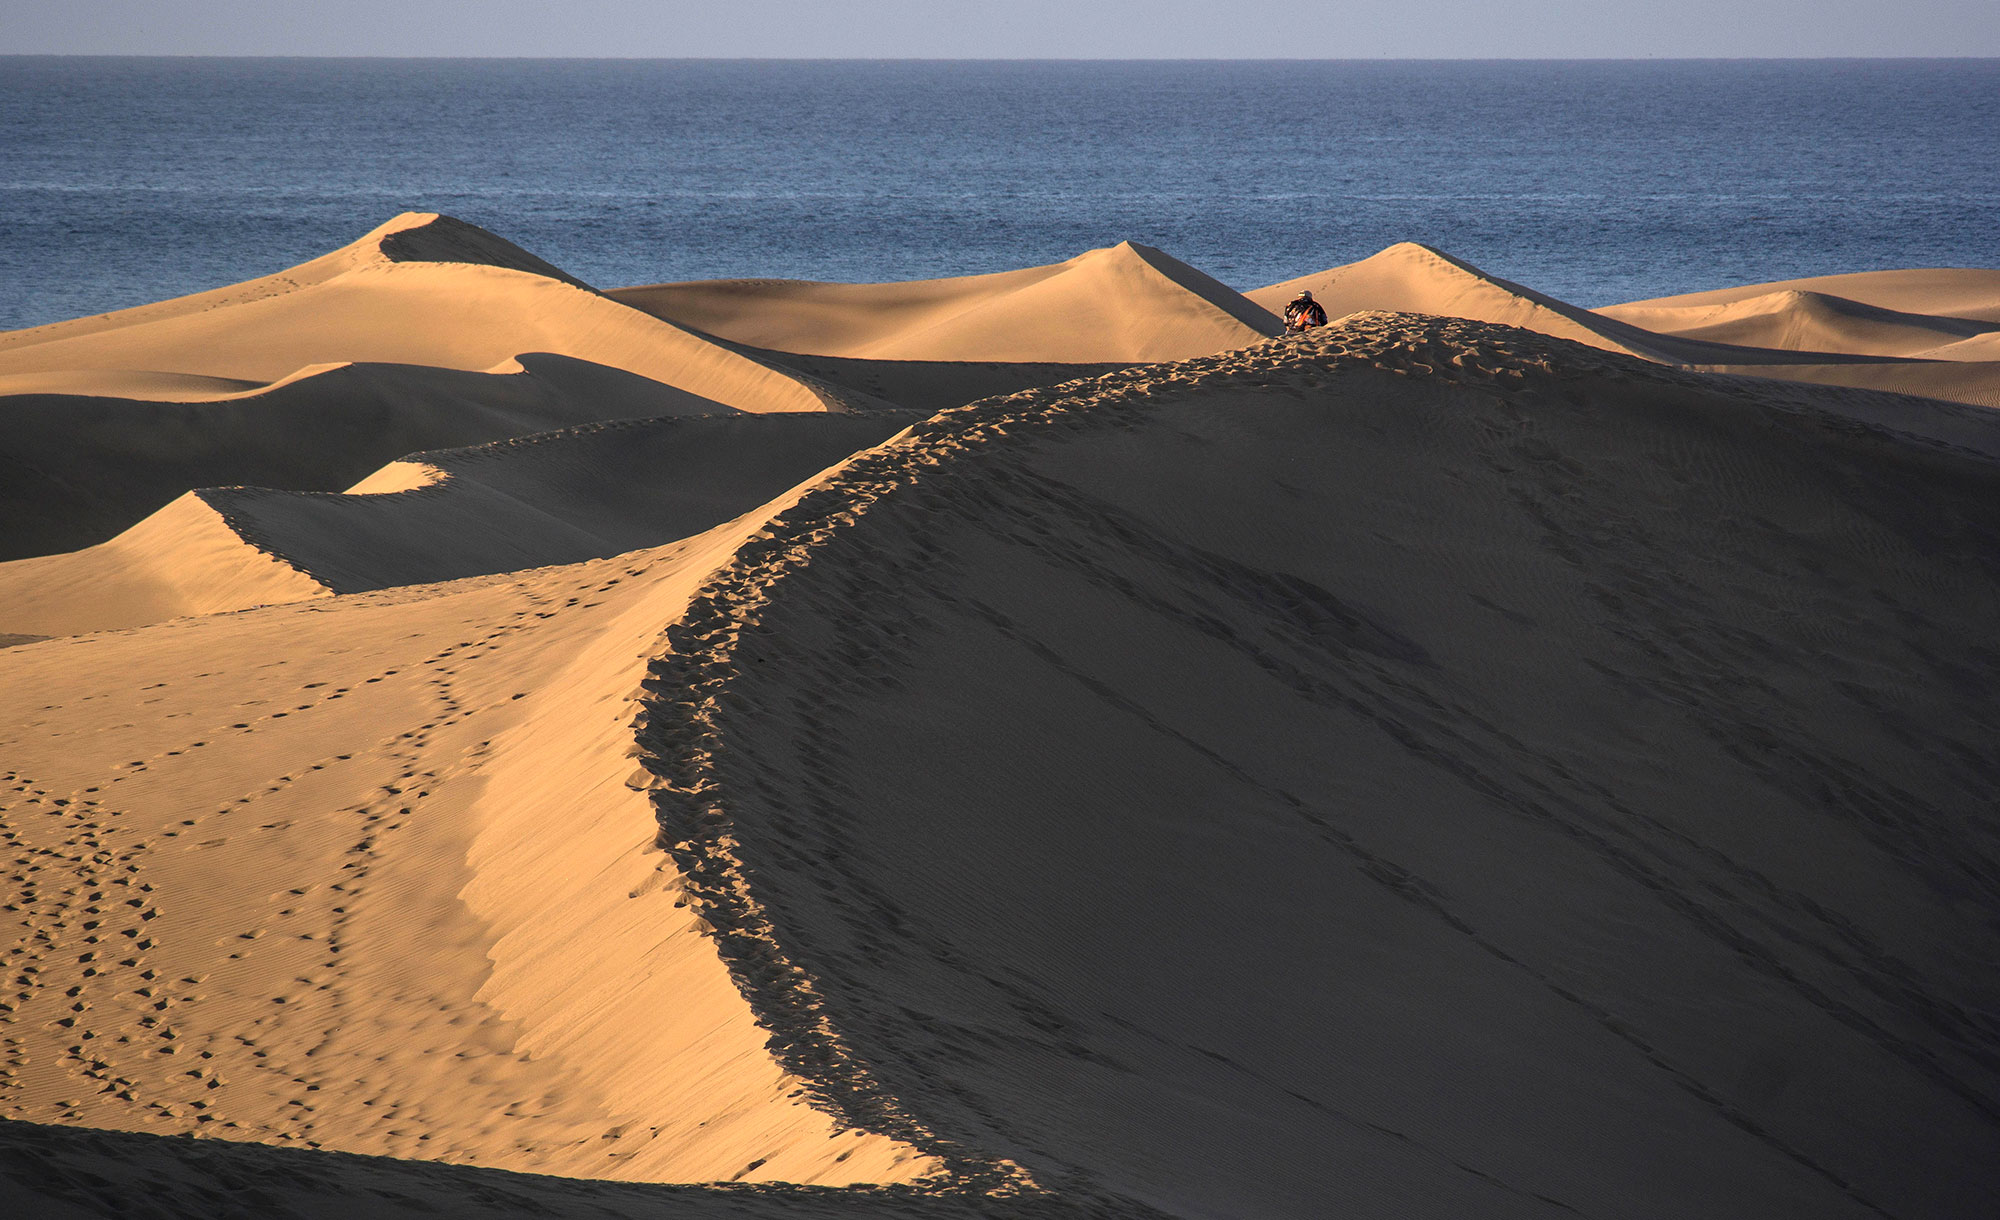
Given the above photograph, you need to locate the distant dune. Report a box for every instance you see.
[1254,242,2000,408]
[1599,288,1998,358]
[3,221,1999,1220]
[0,213,846,416]
[611,241,1281,363]
[1605,266,2000,323]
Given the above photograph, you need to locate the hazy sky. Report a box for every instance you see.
[4,0,1996,58]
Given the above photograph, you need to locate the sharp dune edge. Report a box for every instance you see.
[3,217,1999,1220]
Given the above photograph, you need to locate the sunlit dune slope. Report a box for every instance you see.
[0,213,846,418]
[609,242,1280,363]
[0,504,940,1187]
[633,314,2000,1220]
[0,491,333,637]
[1605,266,2000,323]
[1255,244,2000,409]
[1600,288,1999,358]
[1249,243,1899,367]
[0,411,916,638]
[0,353,747,563]
[1695,358,2000,411]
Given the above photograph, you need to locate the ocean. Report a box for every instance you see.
[3,57,1997,332]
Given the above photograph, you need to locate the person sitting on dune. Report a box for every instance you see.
[1284,289,1327,333]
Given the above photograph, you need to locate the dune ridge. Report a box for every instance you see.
[5,222,2000,1220]
[0,212,859,416]
[1601,287,1999,358]
[610,242,1280,363]
[0,412,918,638]
[625,311,2000,1218]
[1605,266,2000,323]
[0,499,945,1188]
[0,353,768,564]
[0,491,335,636]
[1252,242,2000,409]
[1250,242,1916,367]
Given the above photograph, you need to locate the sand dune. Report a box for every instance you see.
[609,242,1280,363]
[0,499,938,1189]
[0,491,333,636]
[1249,242,1909,367]
[0,412,915,638]
[6,225,2000,1220]
[1699,358,2000,411]
[724,347,1132,415]
[1250,242,1668,354]
[1606,266,2000,323]
[1909,330,2000,362]
[626,312,2000,1219]
[0,352,756,563]
[0,213,848,415]
[1601,288,1999,358]
[1254,243,2000,409]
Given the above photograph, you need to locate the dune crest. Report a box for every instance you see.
[1250,242,1682,359]
[625,311,2000,1218]
[0,213,848,417]
[6,227,2000,1220]
[1601,287,1999,358]
[1253,243,2000,409]
[610,241,1280,363]
[0,509,941,1186]
[0,412,915,638]
[1606,266,2000,323]
[0,491,332,636]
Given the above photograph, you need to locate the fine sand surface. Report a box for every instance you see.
[0,354,753,563]
[623,314,2000,1220]
[610,243,1281,363]
[1253,243,2000,413]
[0,412,916,638]
[4,219,2000,1219]
[0,214,885,559]
[0,506,940,1190]
[1604,266,2000,324]
[0,214,846,417]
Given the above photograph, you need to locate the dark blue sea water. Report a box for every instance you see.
[3,58,1997,332]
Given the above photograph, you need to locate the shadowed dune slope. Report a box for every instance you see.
[634,315,2000,1220]
[0,212,849,414]
[727,347,1132,415]
[609,243,1280,363]
[228,412,920,594]
[0,505,946,1189]
[0,1121,1166,1220]
[0,411,915,638]
[0,352,742,562]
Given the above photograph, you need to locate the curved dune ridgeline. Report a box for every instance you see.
[4,221,2000,1220]
[635,314,2000,1219]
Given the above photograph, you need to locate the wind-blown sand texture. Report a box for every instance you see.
[3,219,1998,1219]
